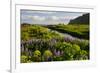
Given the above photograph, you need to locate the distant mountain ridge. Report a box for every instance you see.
[68,13,89,24]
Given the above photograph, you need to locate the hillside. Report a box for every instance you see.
[68,13,89,24]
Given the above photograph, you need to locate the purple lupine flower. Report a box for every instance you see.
[61,51,64,55]
[56,51,61,56]
[54,49,57,55]
[21,44,25,52]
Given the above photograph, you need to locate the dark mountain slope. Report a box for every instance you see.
[68,13,89,24]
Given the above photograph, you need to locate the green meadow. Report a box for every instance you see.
[21,23,89,63]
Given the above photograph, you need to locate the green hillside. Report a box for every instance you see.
[68,13,89,24]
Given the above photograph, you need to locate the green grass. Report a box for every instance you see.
[21,23,89,63]
[46,24,89,39]
[21,24,61,41]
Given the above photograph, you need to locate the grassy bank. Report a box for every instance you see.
[46,24,89,39]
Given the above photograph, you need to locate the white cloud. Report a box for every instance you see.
[21,10,84,25]
[27,15,46,21]
[51,16,59,20]
[50,16,75,21]
[59,16,75,20]
[58,14,83,20]
[34,11,57,14]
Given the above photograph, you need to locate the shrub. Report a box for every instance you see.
[33,50,41,62]
[72,40,89,52]
[78,40,89,51]
[63,43,81,60]
[55,42,72,51]
[63,43,73,60]
[75,50,88,60]
[21,55,28,63]
[43,50,53,61]
[72,44,81,55]
[53,56,63,61]
[27,60,32,63]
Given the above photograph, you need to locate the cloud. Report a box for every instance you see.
[59,16,77,20]
[55,15,83,20]
[35,11,57,14]
[27,15,46,21]
[51,16,59,20]
[21,10,85,24]
[50,16,78,21]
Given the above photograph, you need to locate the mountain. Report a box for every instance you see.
[68,13,89,24]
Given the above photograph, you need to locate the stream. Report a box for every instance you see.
[48,29,86,42]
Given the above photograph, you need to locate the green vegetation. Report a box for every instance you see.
[46,24,89,39]
[21,24,61,41]
[21,23,89,63]
[43,50,53,61]
[69,13,89,24]
[33,50,41,62]
[21,55,28,63]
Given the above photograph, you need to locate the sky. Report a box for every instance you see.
[21,10,86,25]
